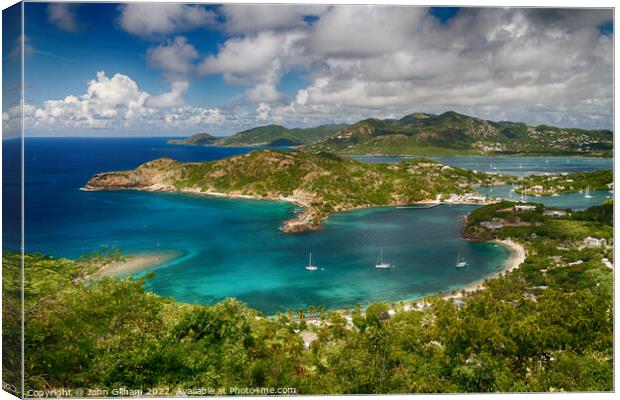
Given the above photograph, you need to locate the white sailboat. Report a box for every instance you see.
[584,186,593,199]
[305,252,318,271]
[375,248,392,269]
[456,252,467,268]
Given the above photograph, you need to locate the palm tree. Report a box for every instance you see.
[287,309,293,321]
[308,305,315,317]
[297,309,305,320]
[318,305,325,319]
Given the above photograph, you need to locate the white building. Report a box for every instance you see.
[464,195,487,203]
[481,219,504,230]
[543,210,567,217]
[515,205,536,212]
[530,185,544,193]
[584,237,607,248]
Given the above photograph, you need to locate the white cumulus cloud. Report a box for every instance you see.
[31,6,614,134]
[146,36,199,82]
[145,81,189,109]
[118,3,216,38]
[31,71,223,133]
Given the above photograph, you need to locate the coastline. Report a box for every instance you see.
[367,239,527,311]
[87,250,181,279]
[442,239,526,300]
[287,238,528,320]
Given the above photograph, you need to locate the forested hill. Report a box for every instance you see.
[83,149,495,232]
[169,111,611,156]
[305,111,612,156]
[169,124,348,147]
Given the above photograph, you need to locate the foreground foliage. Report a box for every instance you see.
[3,202,612,395]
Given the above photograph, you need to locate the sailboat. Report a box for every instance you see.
[375,248,392,269]
[305,252,318,271]
[456,252,467,268]
[584,186,593,199]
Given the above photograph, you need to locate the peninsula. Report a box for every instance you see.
[512,169,613,196]
[83,149,498,232]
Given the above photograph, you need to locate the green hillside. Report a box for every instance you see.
[167,133,218,146]
[515,169,613,196]
[172,124,348,147]
[305,111,613,156]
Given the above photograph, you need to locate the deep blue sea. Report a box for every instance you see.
[2,138,612,314]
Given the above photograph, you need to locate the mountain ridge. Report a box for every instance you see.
[169,124,348,147]
[306,111,612,156]
[168,111,612,156]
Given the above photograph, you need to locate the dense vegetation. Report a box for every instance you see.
[2,200,612,395]
[509,169,613,196]
[223,124,349,147]
[84,150,495,232]
[168,133,218,146]
[464,200,613,242]
[170,124,348,147]
[305,111,613,157]
[166,111,612,157]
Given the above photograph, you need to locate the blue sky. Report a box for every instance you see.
[3,3,613,136]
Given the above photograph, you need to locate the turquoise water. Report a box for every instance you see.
[5,138,611,314]
[141,201,509,314]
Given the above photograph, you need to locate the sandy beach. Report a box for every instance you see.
[88,251,181,278]
[444,239,527,299]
